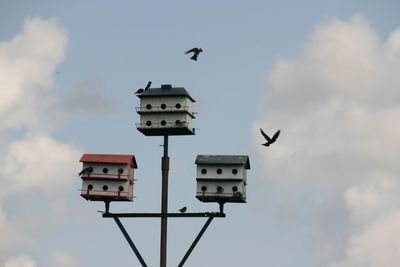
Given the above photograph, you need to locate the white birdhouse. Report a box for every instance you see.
[195,155,250,203]
[79,154,138,202]
[136,84,196,136]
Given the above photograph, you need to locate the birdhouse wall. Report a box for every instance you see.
[196,165,246,180]
[81,179,133,201]
[196,180,246,203]
[140,96,193,113]
[139,113,193,128]
[80,162,134,201]
[81,163,132,179]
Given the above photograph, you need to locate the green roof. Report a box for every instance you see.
[138,84,196,102]
[195,155,250,169]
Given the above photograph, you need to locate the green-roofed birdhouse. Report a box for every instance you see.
[195,155,250,203]
[135,84,196,136]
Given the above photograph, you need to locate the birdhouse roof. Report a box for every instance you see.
[195,155,250,169]
[80,154,138,168]
[138,84,196,102]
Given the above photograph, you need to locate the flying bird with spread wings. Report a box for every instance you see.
[260,128,280,147]
[185,48,203,61]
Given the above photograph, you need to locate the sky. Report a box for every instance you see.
[1,1,400,266]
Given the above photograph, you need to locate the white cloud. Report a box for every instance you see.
[0,209,36,263]
[330,175,400,267]
[0,16,67,132]
[0,134,81,199]
[345,172,400,225]
[4,255,36,267]
[344,211,400,267]
[254,14,400,266]
[0,16,83,266]
[45,250,84,267]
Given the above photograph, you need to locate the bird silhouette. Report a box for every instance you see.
[134,81,152,95]
[78,166,93,175]
[179,207,187,213]
[260,128,280,147]
[175,120,186,127]
[134,88,144,95]
[185,48,203,61]
[144,81,152,91]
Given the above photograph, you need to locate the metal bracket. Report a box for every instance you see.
[178,216,214,267]
[103,212,225,266]
[103,212,225,218]
[112,216,148,267]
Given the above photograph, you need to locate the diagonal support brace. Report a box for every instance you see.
[178,217,214,267]
[113,216,148,267]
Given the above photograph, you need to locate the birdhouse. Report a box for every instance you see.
[79,154,138,202]
[135,84,196,136]
[195,155,250,203]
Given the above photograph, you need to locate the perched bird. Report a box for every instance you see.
[134,88,144,95]
[260,128,280,147]
[185,48,203,61]
[135,81,152,95]
[144,81,152,91]
[175,120,186,127]
[179,206,187,213]
[78,166,93,175]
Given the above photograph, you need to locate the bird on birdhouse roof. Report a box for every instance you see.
[144,81,152,91]
[185,48,203,61]
[260,128,280,147]
[134,88,144,95]
[134,81,152,95]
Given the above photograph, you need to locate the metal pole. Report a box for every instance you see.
[160,135,169,267]
[113,217,148,267]
[178,217,214,267]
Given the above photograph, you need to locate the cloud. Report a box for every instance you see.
[46,250,84,267]
[0,135,81,199]
[0,16,80,201]
[4,255,36,267]
[0,209,36,262]
[0,16,83,266]
[0,16,67,133]
[5,251,85,267]
[254,14,400,266]
[330,174,400,267]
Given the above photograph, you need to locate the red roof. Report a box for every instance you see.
[80,154,137,168]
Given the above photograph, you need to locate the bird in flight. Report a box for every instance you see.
[134,81,152,95]
[78,166,93,175]
[179,206,187,213]
[260,128,280,147]
[185,48,203,61]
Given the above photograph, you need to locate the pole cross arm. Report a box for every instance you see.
[102,212,226,218]
[103,212,225,266]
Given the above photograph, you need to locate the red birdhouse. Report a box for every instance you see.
[79,154,137,202]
